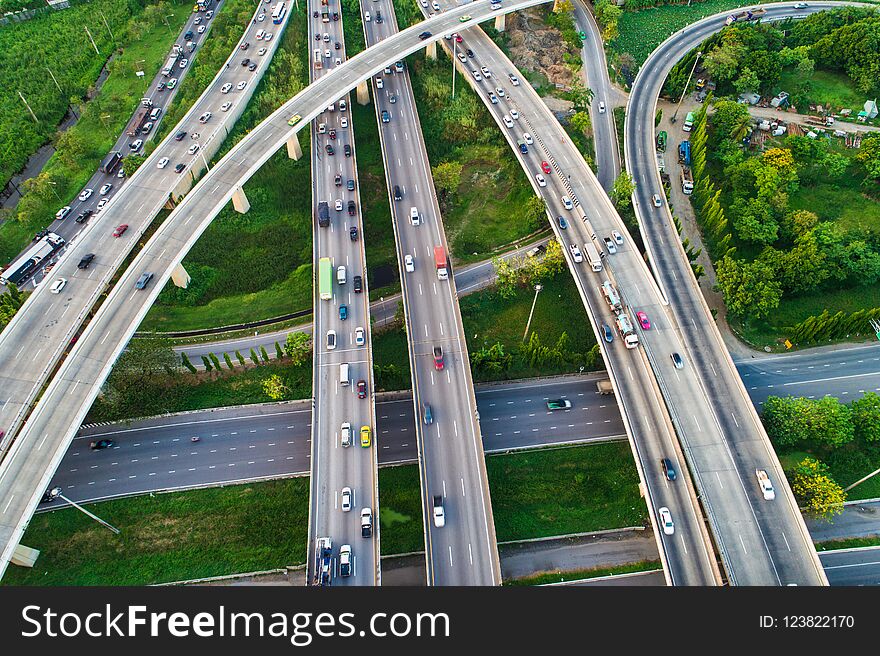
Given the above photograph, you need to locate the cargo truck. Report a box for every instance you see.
[678,140,691,166]
[100,151,122,174]
[584,241,602,272]
[596,379,614,395]
[615,312,640,349]
[127,106,151,137]
[680,167,694,195]
[600,280,622,313]
[434,246,448,280]
[161,52,179,76]
[321,8,329,22]
[314,537,333,586]
[726,8,765,25]
[683,111,695,132]
[656,131,667,152]
[318,201,330,227]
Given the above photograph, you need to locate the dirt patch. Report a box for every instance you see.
[506,8,579,89]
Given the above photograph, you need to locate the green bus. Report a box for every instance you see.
[318,257,332,300]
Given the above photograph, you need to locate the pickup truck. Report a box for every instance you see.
[756,470,776,500]
[433,495,445,527]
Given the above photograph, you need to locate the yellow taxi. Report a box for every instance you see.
[360,425,372,448]
[287,114,302,126]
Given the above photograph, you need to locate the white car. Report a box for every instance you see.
[199,111,212,123]
[322,33,330,42]
[341,422,352,447]
[255,29,265,40]
[612,230,624,245]
[335,199,343,211]
[404,254,414,272]
[55,206,71,220]
[658,507,675,535]
[264,32,272,42]
[598,101,606,113]
[141,121,153,135]
[340,117,348,128]
[355,327,365,346]
[327,329,337,351]
[341,486,352,512]
[188,143,200,155]
[78,188,93,202]
[194,16,201,24]
[99,183,112,195]
[236,80,247,91]
[96,198,108,211]
[258,47,267,56]
[457,53,467,63]
[157,157,170,169]
[471,70,482,82]
[502,115,513,128]
[221,82,232,93]
[420,0,428,6]
[523,133,533,145]
[334,57,341,66]
[495,87,505,97]
[129,139,143,151]
[431,1,440,10]
[535,173,546,187]
[652,193,662,207]
[510,109,520,120]
[49,277,67,294]
[481,66,491,78]
[221,101,232,112]
[179,58,188,68]
[167,78,178,89]
[509,74,520,86]
[324,48,330,58]
[569,244,583,263]
[257,13,265,21]
[197,24,206,33]
[376,77,384,89]
[603,237,617,254]
[116,168,125,179]
[561,196,573,210]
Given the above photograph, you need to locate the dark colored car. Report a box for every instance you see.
[347,200,356,216]
[393,185,402,201]
[381,110,390,123]
[248,62,257,71]
[433,345,444,370]
[135,272,154,290]
[157,81,166,92]
[184,30,194,40]
[175,130,187,141]
[466,48,474,58]
[376,10,383,23]
[344,144,351,157]
[661,458,677,481]
[241,58,250,66]
[325,144,335,155]
[671,352,684,369]
[334,173,342,186]
[77,253,95,269]
[357,379,367,399]
[175,163,186,173]
[422,404,433,425]
[333,11,339,20]
[353,275,362,293]
[339,304,348,320]
[347,179,355,191]
[74,209,94,224]
[328,128,336,139]
[240,42,250,50]
[90,439,115,450]
[349,226,359,241]
[602,324,614,343]
[419,31,432,40]
[557,216,568,229]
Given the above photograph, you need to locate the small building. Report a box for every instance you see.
[738,92,760,105]
[864,99,878,120]
[770,91,790,108]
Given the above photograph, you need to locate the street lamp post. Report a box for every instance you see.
[671,50,701,124]
[522,284,543,342]
[46,181,62,202]
[451,38,457,99]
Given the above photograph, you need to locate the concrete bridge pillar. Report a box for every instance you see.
[286,135,302,160]
[164,193,177,211]
[171,263,191,289]
[231,186,250,214]
[425,40,437,60]
[12,544,39,568]
[494,14,505,32]
[357,80,370,105]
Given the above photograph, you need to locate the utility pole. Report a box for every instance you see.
[451,38,457,99]
[522,284,543,341]
[18,91,38,123]
[46,489,120,534]
[46,67,63,95]
[84,25,99,54]
[99,11,115,40]
[671,51,701,124]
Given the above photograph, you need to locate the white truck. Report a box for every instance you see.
[432,495,445,527]
[615,312,640,349]
[584,241,602,272]
[600,280,622,313]
[756,469,776,500]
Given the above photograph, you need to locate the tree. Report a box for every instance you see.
[762,395,854,449]
[789,457,845,520]
[493,255,519,299]
[594,0,622,42]
[568,81,594,112]
[284,332,312,366]
[209,352,222,370]
[201,355,212,371]
[0,283,27,330]
[275,341,284,360]
[259,345,270,363]
[733,67,761,95]
[730,197,778,245]
[223,352,234,369]
[250,348,259,366]
[262,374,290,401]
[432,161,463,201]
[524,195,547,232]
[610,171,636,209]
[236,350,246,367]
[855,133,880,182]
[710,100,752,144]
[180,352,197,374]
[852,392,880,443]
[715,256,782,319]
[101,336,180,419]
[570,111,591,135]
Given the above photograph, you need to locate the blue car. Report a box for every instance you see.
[557,216,568,230]
[602,324,613,343]
[339,304,348,321]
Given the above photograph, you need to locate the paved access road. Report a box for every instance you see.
[364,0,501,586]
[0,0,552,579]
[0,2,292,453]
[430,0,719,586]
[820,547,880,586]
[306,0,380,587]
[621,3,864,586]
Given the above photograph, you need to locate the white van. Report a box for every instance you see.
[150,107,162,121]
[337,265,347,284]
[409,207,420,225]
[339,363,350,386]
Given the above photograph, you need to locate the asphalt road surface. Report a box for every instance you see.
[820,547,880,586]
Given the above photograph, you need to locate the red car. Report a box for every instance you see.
[433,345,444,371]
[112,224,129,237]
[455,34,463,43]
[637,311,651,330]
[541,161,552,174]
[357,379,367,399]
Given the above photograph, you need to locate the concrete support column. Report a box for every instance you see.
[425,40,437,60]
[494,14,505,32]
[12,544,39,568]
[286,135,302,160]
[356,80,370,106]
[171,263,191,289]
[231,186,250,214]
[163,194,177,210]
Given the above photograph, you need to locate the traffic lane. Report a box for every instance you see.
[565,570,666,586]
[807,501,880,543]
[820,547,880,586]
